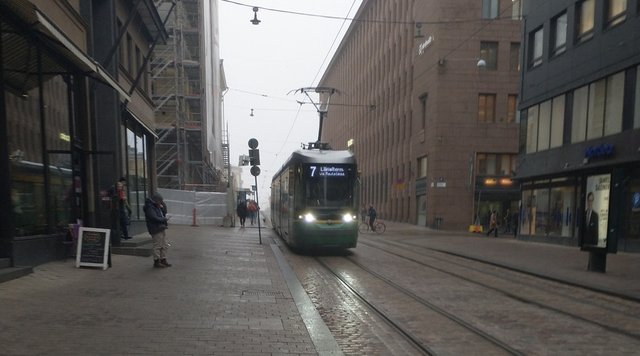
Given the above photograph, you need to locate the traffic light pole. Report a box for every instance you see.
[248,138,262,244]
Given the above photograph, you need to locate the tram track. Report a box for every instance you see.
[314,256,525,356]
[357,237,640,341]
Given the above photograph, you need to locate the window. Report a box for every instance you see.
[480,41,498,70]
[606,0,627,27]
[117,20,124,66]
[476,154,517,176]
[551,12,568,56]
[507,94,518,123]
[418,156,428,178]
[550,95,565,148]
[126,33,133,73]
[482,0,499,19]
[512,0,523,20]
[526,105,539,153]
[571,71,625,143]
[419,94,427,129]
[478,94,496,123]
[577,0,595,43]
[135,46,141,78]
[537,100,552,151]
[529,27,544,67]
[510,42,521,71]
[635,65,640,129]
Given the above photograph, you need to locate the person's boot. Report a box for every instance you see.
[160,259,172,267]
[154,259,165,268]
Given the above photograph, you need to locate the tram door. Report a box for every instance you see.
[417,195,427,226]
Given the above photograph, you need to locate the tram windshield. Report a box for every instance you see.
[303,164,355,207]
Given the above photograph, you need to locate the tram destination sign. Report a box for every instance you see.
[308,165,346,178]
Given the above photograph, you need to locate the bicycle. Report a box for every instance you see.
[358,220,386,234]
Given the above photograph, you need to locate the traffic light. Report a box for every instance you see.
[249,148,260,166]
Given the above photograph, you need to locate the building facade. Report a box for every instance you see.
[152,0,226,192]
[319,0,522,230]
[0,0,165,267]
[517,0,640,252]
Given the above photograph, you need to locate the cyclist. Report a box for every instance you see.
[368,205,377,231]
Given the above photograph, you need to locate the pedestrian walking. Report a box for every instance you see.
[248,200,257,225]
[144,192,171,268]
[368,205,377,231]
[486,209,498,237]
[236,200,248,227]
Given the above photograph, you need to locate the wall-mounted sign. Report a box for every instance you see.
[418,35,434,56]
[584,144,615,160]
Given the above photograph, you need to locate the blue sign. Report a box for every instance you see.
[584,144,614,159]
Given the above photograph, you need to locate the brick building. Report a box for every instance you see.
[319,0,522,230]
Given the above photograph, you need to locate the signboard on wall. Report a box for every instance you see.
[583,174,610,248]
[76,227,110,270]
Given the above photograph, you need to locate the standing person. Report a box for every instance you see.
[368,205,377,231]
[503,208,511,233]
[248,200,257,225]
[486,209,498,237]
[115,177,132,240]
[584,191,599,245]
[144,192,171,268]
[236,200,248,227]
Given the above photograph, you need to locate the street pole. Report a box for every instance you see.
[254,175,262,245]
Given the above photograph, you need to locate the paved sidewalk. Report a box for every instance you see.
[0,225,339,356]
[2,222,639,355]
[379,221,640,301]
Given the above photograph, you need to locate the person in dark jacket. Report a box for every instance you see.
[144,193,171,268]
[236,200,248,227]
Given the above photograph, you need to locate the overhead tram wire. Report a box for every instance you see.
[220,0,519,26]
[256,0,359,195]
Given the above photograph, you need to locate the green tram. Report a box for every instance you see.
[270,144,359,250]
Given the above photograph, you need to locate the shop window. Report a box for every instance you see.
[549,186,576,237]
[534,188,550,236]
[551,12,568,56]
[529,27,544,67]
[606,0,627,28]
[480,41,498,70]
[8,74,72,236]
[521,190,533,235]
[576,0,595,43]
[478,93,496,123]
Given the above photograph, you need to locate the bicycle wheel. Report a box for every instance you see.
[358,223,370,233]
[375,222,386,234]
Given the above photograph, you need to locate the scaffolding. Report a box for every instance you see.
[152,0,222,191]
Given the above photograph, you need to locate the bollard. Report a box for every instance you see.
[191,207,198,227]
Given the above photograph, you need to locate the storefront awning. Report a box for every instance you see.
[126,108,159,140]
[1,0,130,101]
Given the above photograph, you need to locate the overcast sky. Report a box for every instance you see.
[218,0,363,204]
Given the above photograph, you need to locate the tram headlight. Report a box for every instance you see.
[301,213,315,223]
[342,214,356,223]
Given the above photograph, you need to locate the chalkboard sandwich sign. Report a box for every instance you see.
[76,227,110,270]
